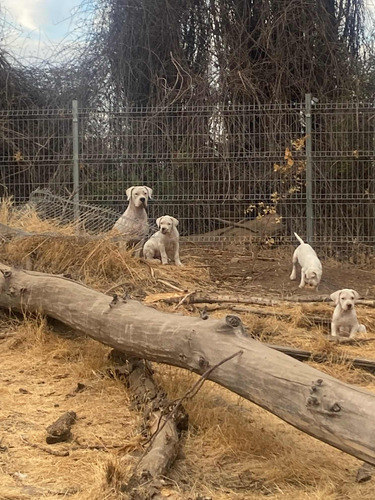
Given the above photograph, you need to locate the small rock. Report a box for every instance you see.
[73,382,87,393]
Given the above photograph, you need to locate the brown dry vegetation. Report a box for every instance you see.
[1,202,375,499]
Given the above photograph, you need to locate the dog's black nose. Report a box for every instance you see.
[347,303,352,309]
[140,197,146,203]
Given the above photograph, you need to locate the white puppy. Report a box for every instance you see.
[143,215,182,266]
[113,186,153,244]
[290,232,322,289]
[330,288,366,338]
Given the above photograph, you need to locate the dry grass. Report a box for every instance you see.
[1,200,375,499]
[0,199,210,292]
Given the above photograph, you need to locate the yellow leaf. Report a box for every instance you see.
[284,147,292,160]
[14,151,23,162]
[291,135,308,151]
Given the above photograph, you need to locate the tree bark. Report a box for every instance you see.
[1,263,375,465]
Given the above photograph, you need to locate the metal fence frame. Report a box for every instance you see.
[1,96,374,256]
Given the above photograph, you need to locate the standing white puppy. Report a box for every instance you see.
[143,215,182,266]
[330,288,366,338]
[113,185,153,244]
[290,232,322,289]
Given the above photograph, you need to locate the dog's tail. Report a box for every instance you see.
[358,324,367,334]
[293,232,305,245]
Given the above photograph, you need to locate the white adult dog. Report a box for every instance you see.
[143,215,182,266]
[113,185,153,244]
[290,232,322,289]
[330,288,366,338]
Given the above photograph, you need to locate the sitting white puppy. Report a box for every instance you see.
[290,232,322,289]
[330,288,366,338]
[143,215,182,266]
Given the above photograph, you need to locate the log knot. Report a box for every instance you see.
[310,379,324,393]
[306,396,319,407]
[225,315,242,328]
[217,315,248,337]
[109,294,118,307]
[307,380,343,417]
[198,356,209,372]
[330,402,341,413]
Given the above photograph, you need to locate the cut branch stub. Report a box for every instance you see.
[46,411,77,444]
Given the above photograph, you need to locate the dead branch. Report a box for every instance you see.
[46,411,77,444]
[21,435,69,457]
[266,344,375,373]
[146,291,375,308]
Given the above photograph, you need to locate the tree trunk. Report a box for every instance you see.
[1,263,375,465]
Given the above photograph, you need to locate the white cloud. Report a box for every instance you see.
[2,0,45,31]
[1,0,88,63]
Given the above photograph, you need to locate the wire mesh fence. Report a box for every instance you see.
[0,99,374,256]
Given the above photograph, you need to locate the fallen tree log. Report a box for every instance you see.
[108,352,188,497]
[1,264,375,465]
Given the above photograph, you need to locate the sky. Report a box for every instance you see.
[1,0,375,65]
[0,0,92,63]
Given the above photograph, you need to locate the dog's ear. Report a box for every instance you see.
[156,216,163,228]
[349,289,360,300]
[126,187,135,200]
[144,186,153,199]
[330,290,342,305]
[170,217,179,227]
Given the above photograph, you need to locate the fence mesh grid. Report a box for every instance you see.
[0,101,374,253]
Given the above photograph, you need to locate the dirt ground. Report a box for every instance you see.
[1,227,375,499]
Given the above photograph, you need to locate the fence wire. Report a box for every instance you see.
[0,100,374,256]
